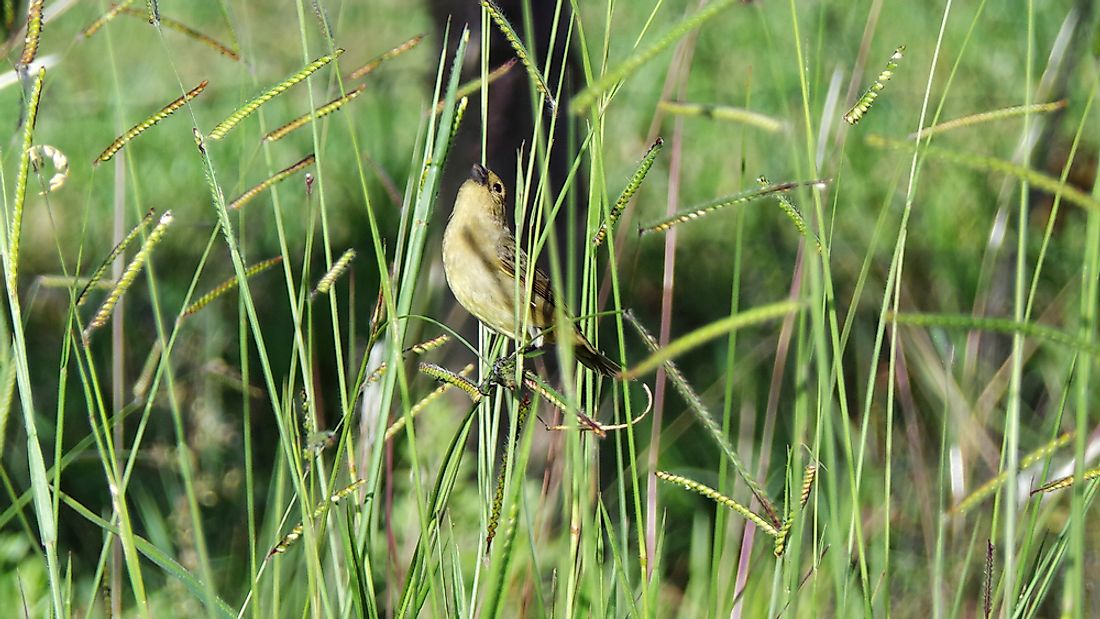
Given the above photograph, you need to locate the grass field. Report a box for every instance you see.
[0,0,1098,616]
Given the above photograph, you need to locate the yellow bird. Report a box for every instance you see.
[442,163,620,377]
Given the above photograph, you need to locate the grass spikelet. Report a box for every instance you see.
[592,137,663,247]
[365,335,452,383]
[758,175,824,254]
[264,85,366,143]
[983,542,994,618]
[418,362,482,402]
[95,80,208,165]
[479,0,557,113]
[29,145,69,195]
[799,463,817,508]
[656,471,779,537]
[268,479,365,558]
[520,370,569,413]
[77,208,156,307]
[1030,465,1100,495]
[228,154,315,210]
[80,0,137,37]
[434,58,517,114]
[347,34,424,80]
[145,0,159,24]
[868,134,1100,213]
[17,0,43,68]
[312,249,356,297]
[117,7,239,61]
[625,311,781,526]
[84,211,174,342]
[384,363,475,441]
[639,179,828,235]
[909,100,1067,139]
[487,392,531,550]
[950,432,1073,514]
[844,45,904,125]
[658,101,785,133]
[570,0,741,114]
[180,256,282,318]
[892,312,1100,358]
[208,49,344,140]
[9,67,45,291]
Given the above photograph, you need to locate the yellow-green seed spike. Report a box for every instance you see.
[658,101,785,133]
[479,0,557,114]
[17,0,43,68]
[10,66,45,292]
[84,211,174,342]
[656,471,779,537]
[348,34,425,80]
[96,81,209,165]
[146,0,159,24]
[77,208,156,307]
[639,179,828,236]
[268,479,365,557]
[950,432,1073,514]
[447,96,468,150]
[228,154,316,210]
[593,137,663,247]
[180,256,282,318]
[418,362,482,402]
[910,100,1067,139]
[435,58,518,115]
[406,334,449,355]
[799,463,817,509]
[312,249,356,297]
[385,363,475,441]
[1031,466,1100,496]
[521,370,568,412]
[264,84,366,143]
[844,45,904,125]
[117,8,239,61]
[487,392,531,550]
[81,0,138,37]
[758,175,823,255]
[209,49,344,140]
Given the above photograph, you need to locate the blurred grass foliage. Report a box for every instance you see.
[0,0,1098,617]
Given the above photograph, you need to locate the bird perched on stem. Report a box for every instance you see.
[442,163,620,377]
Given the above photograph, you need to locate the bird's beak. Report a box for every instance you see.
[470,163,489,185]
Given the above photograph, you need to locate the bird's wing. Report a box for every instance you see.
[497,234,555,310]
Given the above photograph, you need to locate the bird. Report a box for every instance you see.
[442,163,621,377]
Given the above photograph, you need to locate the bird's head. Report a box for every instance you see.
[456,163,508,221]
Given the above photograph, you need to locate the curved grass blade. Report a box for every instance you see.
[949,432,1073,514]
[909,100,1067,139]
[639,179,828,235]
[658,101,785,133]
[625,311,781,526]
[844,45,904,125]
[571,0,741,114]
[593,137,663,247]
[209,49,344,140]
[16,0,42,68]
[622,300,801,380]
[80,0,137,37]
[180,256,282,318]
[348,33,424,80]
[84,211,174,341]
[312,248,356,297]
[479,0,556,113]
[892,312,1100,358]
[117,7,239,61]
[95,80,208,165]
[228,153,315,210]
[77,207,156,307]
[9,66,44,291]
[264,84,366,143]
[656,471,778,537]
[867,134,1100,213]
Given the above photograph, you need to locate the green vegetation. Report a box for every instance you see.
[0,0,1097,616]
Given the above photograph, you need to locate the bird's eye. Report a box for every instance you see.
[492,182,503,194]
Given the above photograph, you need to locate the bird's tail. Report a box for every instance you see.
[570,330,621,377]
